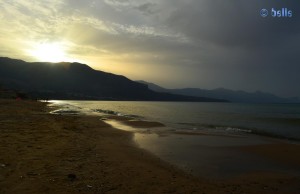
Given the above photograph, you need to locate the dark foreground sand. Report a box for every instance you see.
[0,100,299,194]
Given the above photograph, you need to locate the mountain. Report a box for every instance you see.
[137,80,299,103]
[137,80,169,93]
[0,57,227,102]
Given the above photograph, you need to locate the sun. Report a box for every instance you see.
[28,42,68,63]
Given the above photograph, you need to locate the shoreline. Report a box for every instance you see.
[0,100,300,193]
[102,113,300,179]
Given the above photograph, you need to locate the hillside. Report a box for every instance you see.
[137,80,299,103]
[0,57,226,102]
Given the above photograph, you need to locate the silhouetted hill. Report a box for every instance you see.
[137,80,300,103]
[0,57,226,102]
[137,80,169,93]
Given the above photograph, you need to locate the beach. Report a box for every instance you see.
[0,100,300,194]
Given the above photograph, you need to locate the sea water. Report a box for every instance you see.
[49,100,300,177]
[50,101,300,140]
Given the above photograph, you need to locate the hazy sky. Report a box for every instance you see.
[0,0,299,97]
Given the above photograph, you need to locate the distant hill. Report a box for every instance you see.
[137,80,300,103]
[0,57,226,102]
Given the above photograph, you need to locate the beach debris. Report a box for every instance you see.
[67,173,77,181]
[87,185,93,188]
[26,172,39,176]
[0,163,6,167]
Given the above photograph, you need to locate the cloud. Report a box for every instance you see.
[134,3,157,15]
[0,0,299,97]
[161,0,300,48]
[104,0,131,7]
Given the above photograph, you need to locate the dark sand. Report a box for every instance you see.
[0,100,299,194]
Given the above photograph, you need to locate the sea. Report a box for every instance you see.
[49,101,300,140]
[49,100,300,177]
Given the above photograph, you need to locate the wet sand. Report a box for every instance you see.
[0,100,300,194]
[105,115,165,128]
[240,143,300,167]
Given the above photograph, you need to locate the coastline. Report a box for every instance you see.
[0,100,299,193]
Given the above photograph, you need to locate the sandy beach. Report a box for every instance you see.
[0,100,300,194]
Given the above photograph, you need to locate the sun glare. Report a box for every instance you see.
[29,43,68,63]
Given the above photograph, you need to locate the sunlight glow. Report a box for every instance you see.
[28,42,69,62]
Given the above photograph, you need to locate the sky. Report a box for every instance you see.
[0,0,300,97]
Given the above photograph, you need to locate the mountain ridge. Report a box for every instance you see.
[0,57,227,102]
[136,80,299,103]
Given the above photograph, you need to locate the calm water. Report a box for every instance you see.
[50,101,300,140]
[49,100,300,178]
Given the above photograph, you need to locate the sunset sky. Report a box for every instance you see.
[0,0,299,97]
